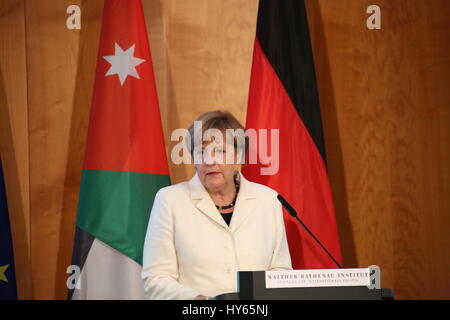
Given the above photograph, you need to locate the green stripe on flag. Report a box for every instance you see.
[76,169,170,265]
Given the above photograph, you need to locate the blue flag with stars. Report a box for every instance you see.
[0,157,17,300]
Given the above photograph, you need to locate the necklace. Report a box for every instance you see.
[215,177,240,210]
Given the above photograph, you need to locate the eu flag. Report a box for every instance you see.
[0,158,17,300]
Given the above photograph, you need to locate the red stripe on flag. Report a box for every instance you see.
[242,39,342,269]
[83,0,169,175]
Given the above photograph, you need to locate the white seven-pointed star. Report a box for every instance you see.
[103,43,146,86]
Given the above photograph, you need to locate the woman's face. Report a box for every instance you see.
[194,139,239,193]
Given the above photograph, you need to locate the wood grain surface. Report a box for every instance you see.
[0,0,448,299]
[306,0,450,299]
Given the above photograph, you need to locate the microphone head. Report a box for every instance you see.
[277,194,298,218]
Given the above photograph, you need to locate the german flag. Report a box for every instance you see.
[242,0,342,269]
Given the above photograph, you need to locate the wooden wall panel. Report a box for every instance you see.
[143,0,169,166]
[0,0,31,299]
[25,0,83,299]
[163,0,259,183]
[307,0,450,299]
[0,0,448,300]
[52,0,104,299]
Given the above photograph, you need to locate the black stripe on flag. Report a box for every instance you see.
[256,0,327,164]
[67,227,95,300]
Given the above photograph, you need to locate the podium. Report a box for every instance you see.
[215,270,394,300]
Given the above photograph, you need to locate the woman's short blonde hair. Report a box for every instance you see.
[187,110,248,158]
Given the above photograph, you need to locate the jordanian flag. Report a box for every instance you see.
[242,0,342,269]
[69,0,170,299]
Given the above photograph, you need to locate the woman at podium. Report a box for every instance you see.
[141,110,292,299]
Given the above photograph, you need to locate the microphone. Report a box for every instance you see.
[277,194,343,269]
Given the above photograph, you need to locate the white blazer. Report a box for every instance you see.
[141,172,292,299]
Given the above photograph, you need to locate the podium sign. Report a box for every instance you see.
[265,268,371,289]
[215,268,393,300]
